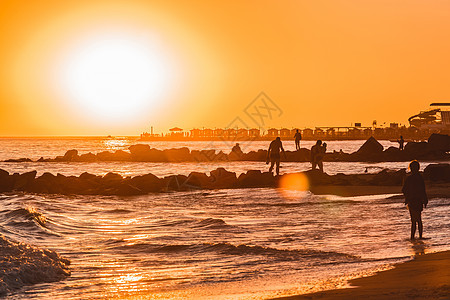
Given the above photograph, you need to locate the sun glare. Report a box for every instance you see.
[278,173,310,200]
[58,34,175,123]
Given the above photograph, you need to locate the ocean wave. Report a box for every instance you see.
[190,218,229,229]
[0,235,70,296]
[4,207,47,227]
[150,217,233,230]
[101,208,133,214]
[112,241,359,261]
[0,206,63,239]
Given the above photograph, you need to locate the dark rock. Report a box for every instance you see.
[29,172,58,193]
[129,144,151,161]
[404,142,429,159]
[303,170,332,185]
[237,170,276,188]
[329,173,351,185]
[428,133,450,152]
[242,150,268,161]
[370,169,406,186]
[63,150,78,161]
[103,172,123,182]
[113,150,131,161]
[0,169,13,192]
[77,152,97,162]
[287,148,310,162]
[423,163,450,182]
[164,148,191,162]
[201,150,216,161]
[60,175,99,195]
[210,168,237,188]
[96,151,115,161]
[13,170,37,190]
[5,158,32,162]
[215,151,228,161]
[163,175,189,191]
[184,172,211,189]
[191,150,219,162]
[355,137,383,159]
[129,173,162,193]
[37,172,57,181]
[383,147,403,161]
[0,169,8,177]
[79,172,99,181]
[116,183,143,196]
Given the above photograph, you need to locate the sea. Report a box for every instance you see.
[0,137,449,299]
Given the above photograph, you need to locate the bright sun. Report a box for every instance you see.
[58,34,174,123]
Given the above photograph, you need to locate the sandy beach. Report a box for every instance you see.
[275,250,450,300]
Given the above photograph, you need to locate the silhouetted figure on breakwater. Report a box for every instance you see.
[294,129,302,151]
[267,137,285,176]
[316,142,327,172]
[398,135,405,151]
[402,160,428,240]
[231,143,243,157]
[311,140,324,172]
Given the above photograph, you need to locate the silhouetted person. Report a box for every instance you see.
[231,143,243,156]
[317,142,327,172]
[294,130,302,151]
[311,140,323,171]
[397,135,405,151]
[229,143,244,160]
[402,160,428,240]
[267,137,286,176]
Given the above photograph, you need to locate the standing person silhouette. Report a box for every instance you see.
[310,140,322,171]
[402,160,428,240]
[267,137,286,176]
[317,142,327,173]
[294,129,302,151]
[397,135,405,151]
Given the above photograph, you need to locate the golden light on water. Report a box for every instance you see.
[278,173,310,200]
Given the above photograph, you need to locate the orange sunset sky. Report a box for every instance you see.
[1,0,450,136]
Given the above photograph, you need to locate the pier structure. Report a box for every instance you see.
[140,124,448,141]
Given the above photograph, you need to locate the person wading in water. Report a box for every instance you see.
[402,160,428,240]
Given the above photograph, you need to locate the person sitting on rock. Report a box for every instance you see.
[229,143,243,160]
[267,137,286,176]
[402,160,428,240]
[231,143,243,157]
[310,140,323,171]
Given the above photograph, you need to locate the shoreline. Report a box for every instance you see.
[274,250,450,300]
[310,182,450,198]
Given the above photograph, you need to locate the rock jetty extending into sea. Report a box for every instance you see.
[1,163,449,196]
[4,134,450,164]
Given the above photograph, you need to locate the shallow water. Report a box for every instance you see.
[1,190,449,299]
[0,138,449,299]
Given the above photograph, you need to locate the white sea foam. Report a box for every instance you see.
[0,235,70,296]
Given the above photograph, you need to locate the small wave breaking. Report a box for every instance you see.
[5,207,47,227]
[112,241,359,261]
[0,235,70,296]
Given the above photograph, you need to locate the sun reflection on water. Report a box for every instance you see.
[103,139,129,151]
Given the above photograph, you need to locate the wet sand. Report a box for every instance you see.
[275,250,450,300]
